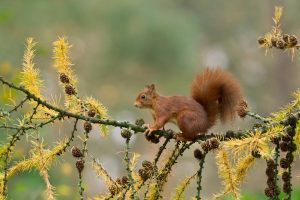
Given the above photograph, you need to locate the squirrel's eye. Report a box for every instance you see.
[141,95,146,100]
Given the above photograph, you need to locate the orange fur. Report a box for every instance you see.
[134,68,244,141]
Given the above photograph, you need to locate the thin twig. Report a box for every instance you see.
[0,129,26,159]
[196,153,207,200]
[79,129,89,200]
[27,103,40,123]
[154,138,170,166]
[8,97,28,114]
[1,129,25,197]
[124,138,137,200]
[273,143,280,200]
[78,172,84,200]
[58,119,78,156]
[142,138,171,198]
[0,77,145,132]
[1,76,300,143]
[154,142,195,199]
[246,111,270,123]
[0,114,61,132]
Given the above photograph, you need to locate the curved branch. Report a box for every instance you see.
[1,76,300,143]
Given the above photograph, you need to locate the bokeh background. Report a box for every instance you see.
[1,0,300,199]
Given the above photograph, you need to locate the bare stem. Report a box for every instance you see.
[8,97,28,114]
[142,138,171,198]
[246,111,270,123]
[1,129,25,197]
[273,143,280,199]
[155,142,195,198]
[78,172,84,200]
[124,138,137,200]
[3,76,298,143]
[58,119,78,155]
[196,153,207,200]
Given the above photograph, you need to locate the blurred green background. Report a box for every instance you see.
[1,0,300,199]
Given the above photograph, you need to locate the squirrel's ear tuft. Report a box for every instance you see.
[145,84,155,91]
[149,84,155,91]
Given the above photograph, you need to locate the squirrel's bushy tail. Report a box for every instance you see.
[191,68,243,126]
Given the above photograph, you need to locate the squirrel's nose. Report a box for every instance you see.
[134,102,140,108]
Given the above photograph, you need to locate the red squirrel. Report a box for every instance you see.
[134,68,245,141]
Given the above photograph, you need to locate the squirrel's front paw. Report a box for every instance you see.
[144,124,156,137]
[143,124,150,134]
[144,128,154,137]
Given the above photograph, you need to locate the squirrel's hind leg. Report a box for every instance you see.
[176,110,208,141]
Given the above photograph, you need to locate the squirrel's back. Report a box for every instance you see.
[190,68,243,127]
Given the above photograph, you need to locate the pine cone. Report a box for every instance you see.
[288,35,298,46]
[209,138,219,150]
[271,37,278,47]
[194,149,204,160]
[138,168,149,181]
[142,160,153,170]
[71,146,83,158]
[122,176,129,185]
[65,84,76,95]
[282,34,289,43]
[135,118,145,126]
[265,167,275,178]
[280,158,289,169]
[116,177,122,185]
[83,121,92,133]
[236,100,248,118]
[282,135,291,142]
[108,184,119,195]
[266,159,275,168]
[201,141,210,152]
[121,129,132,139]
[76,159,85,173]
[267,177,275,188]
[59,73,70,83]
[282,171,290,182]
[276,39,286,49]
[280,142,289,152]
[87,109,96,117]
[270,136,280,145]
[264,187,274,197]
[258,37,267,45]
